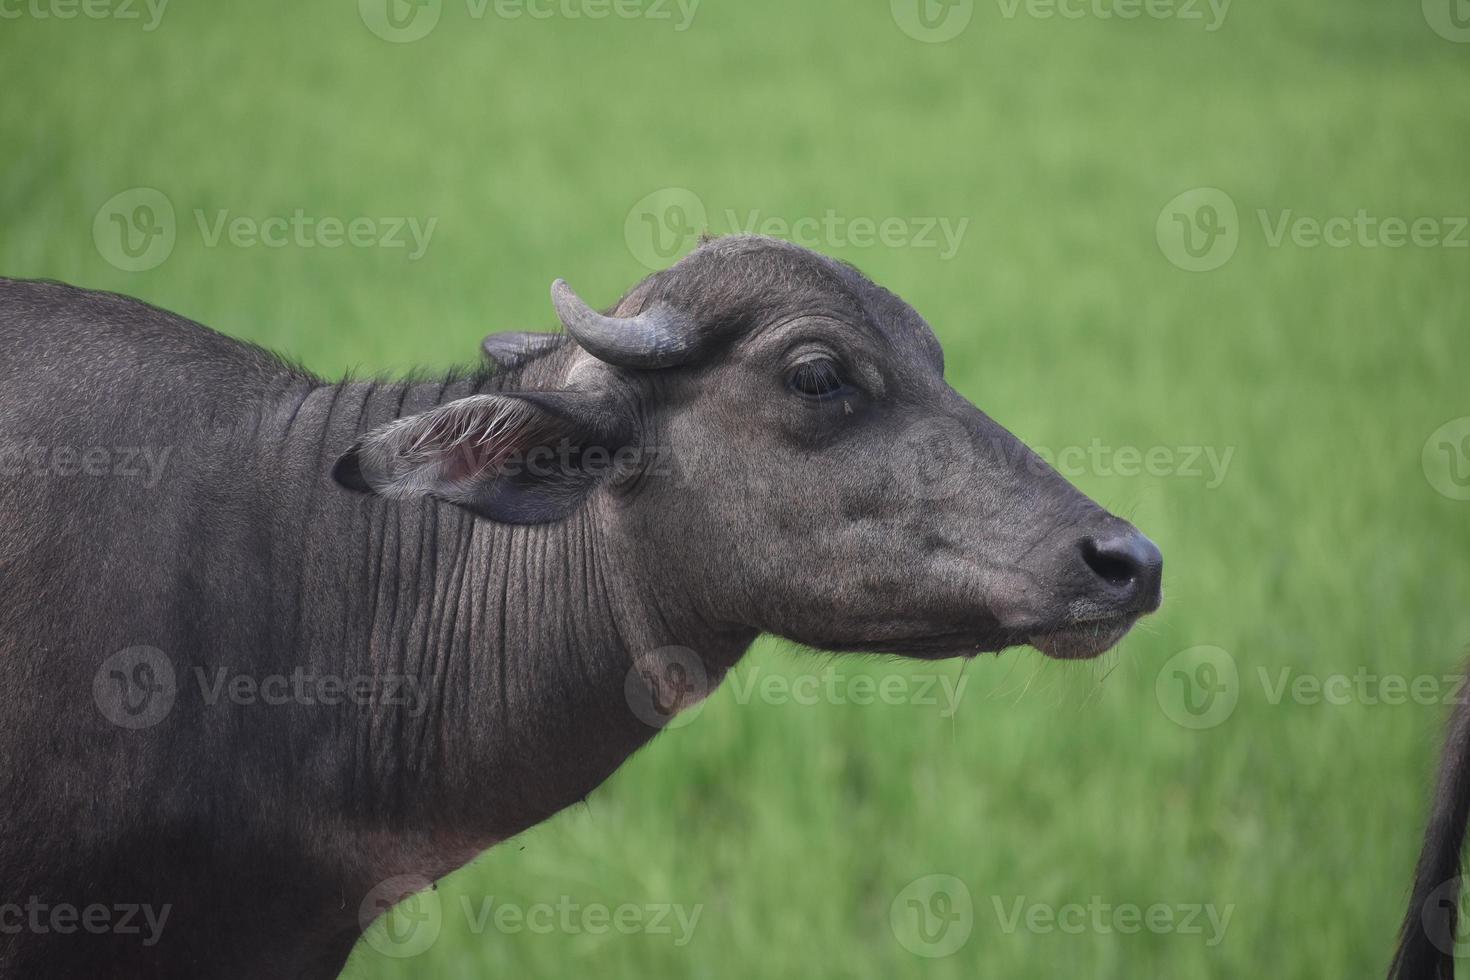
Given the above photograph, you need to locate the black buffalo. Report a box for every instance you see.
[0,235,1162,977]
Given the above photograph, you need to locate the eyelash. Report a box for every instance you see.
[786,358,852,402]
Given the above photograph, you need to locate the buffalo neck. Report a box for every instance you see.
[241,364,749,861]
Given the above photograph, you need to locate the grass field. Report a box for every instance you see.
[3,0,1469,976]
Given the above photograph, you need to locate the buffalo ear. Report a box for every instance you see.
[332,391,634,525]
[480,331,562,370]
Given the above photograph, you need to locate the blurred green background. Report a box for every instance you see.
[3,0,1469,976]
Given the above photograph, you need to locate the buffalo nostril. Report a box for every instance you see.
[1079,530,1164,610]
[1081,538,1136,586]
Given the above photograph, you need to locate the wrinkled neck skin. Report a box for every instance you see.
[246,348,754,880]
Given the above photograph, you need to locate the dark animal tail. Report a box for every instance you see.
[1392,669,1470,979]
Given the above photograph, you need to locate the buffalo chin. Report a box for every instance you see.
[1027,617,1138,660]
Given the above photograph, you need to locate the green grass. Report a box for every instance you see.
[3,1,1469,976]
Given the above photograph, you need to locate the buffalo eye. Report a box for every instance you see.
[786,357,852,402]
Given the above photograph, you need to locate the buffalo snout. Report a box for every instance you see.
[1078,524,1164,616]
